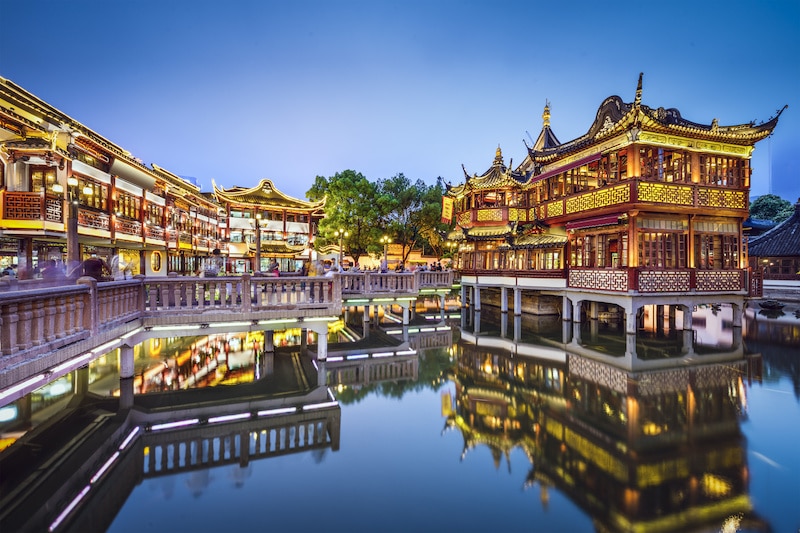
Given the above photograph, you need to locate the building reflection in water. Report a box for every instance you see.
[443,310,769,532]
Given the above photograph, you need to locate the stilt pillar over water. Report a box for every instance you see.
[500,287,508,313]
[119,377,134,410]
[74,366,89,395]
[120,344,135,380]
[562,296,572,322]
[473,311,481,335]
[401,302,410,326]
[473,286,481,312]
[300,328,308,354]
[460,285,467,311]
[625,305,638,335]
[265,330,275,353]
[683,305,693,330]
[309,322,329,361]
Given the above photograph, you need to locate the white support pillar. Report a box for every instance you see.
[460,285,467,309]
[309,322,329,361]
[120,344,135,380]
[572,300,582,323]
[401,302,410,326]
[513,288,522,316]
[265,330,275,353]
[625,305,638,335]
[562,296,572,322]
[473,286,481,312]
[500,287,508,313]
[732,303,743,328]
[589,301,599,320]
[683,304,693,330]
[300,328,308,354]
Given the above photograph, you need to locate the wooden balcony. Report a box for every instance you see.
[1,191,63,224]
[534,180,748,222]
[568,267,747,293]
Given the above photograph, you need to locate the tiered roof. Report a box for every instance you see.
[521,73,786,169]
[448,146,529,197]
[213,179,325,212]
[748,200,800,257]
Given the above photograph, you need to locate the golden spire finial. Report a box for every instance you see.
[494,145,504,166]
[542,100,551,127]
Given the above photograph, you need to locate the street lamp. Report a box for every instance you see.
[254,212,262,273]
[335,229,349,269]
[380,235,391,266]
[65,176,81,267]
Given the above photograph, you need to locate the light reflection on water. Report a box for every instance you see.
[1,299,799,532]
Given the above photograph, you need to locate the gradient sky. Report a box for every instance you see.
[1,0,798,202]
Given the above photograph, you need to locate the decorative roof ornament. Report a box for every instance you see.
[634,72,643,107]
[542,100,551,128]
[494,145,504,166]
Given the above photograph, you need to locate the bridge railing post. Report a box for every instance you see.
[241,273,252,312]
[77,276,99,336]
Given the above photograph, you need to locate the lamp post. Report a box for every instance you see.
[64,176,81,267]
[380,235,391,266]
[336,229,349,269]
[254,212,262,273]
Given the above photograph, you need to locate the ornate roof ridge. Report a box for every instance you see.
[213,178,325,209]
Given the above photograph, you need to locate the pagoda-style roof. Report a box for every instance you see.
[501,234,567,250]
[748,200,800,258]
[213,179,325,211]
[448,146,529,197]
[523,73,786,167]
[466,224,514,240]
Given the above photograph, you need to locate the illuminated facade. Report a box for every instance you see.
[446,74,785,344]
[0,77,224,277]
[443,335,767,531]
[212,179,325,274]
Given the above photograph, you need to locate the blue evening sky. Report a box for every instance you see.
[1,0,798,202]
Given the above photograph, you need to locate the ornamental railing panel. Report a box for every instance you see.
[636,269,691,292]
[115,218,142,236]
[146,225,165,241]
[696,187,747,210]
[636,182,694,206]
[45,195,64,222]
[3,191,46,220]
[695,269,744,292]
[456,211,472,226]
[565,183,631,215]
[568,268,629,291]
[79,209,110,231]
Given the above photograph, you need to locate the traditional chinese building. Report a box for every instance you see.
[0,77,226,278]
[443,334,767,532]
[212,179,325,274]
[748,198,800,282]
[445,74,785,352]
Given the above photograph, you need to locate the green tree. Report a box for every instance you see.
[306,170,383,265]
[750,194,793,223]
[377,174,447,263]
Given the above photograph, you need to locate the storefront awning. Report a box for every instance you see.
[505,234,567,249]
[466,225,512,238]
[565,214,621,231]
[532,152,602,184]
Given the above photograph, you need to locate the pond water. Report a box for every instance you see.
[1,302,799,532]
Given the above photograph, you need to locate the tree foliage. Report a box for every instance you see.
[306,170,383,264]
[750,194,793,223]
[376,174,447,262]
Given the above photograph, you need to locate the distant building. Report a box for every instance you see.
[212,179,325,274]
[748,198,800,281]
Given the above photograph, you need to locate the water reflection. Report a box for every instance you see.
[1,295,798,532]
[445,313,768,532]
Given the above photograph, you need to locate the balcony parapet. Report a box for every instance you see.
[567,267,747,293]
